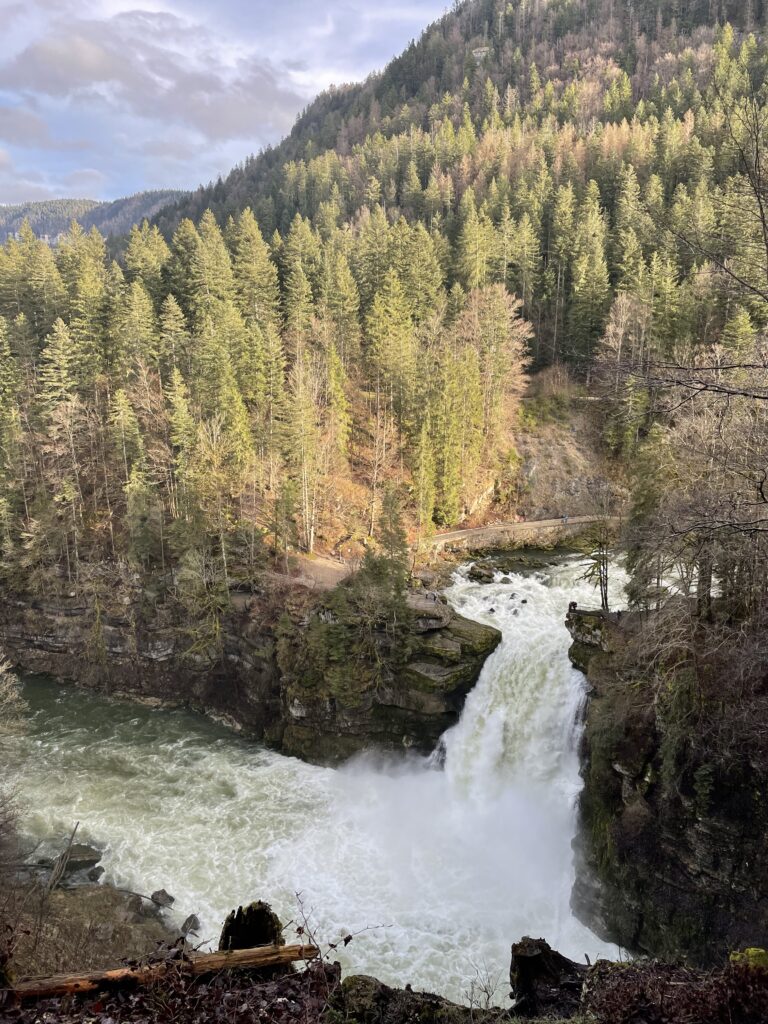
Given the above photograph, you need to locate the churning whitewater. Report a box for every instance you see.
[4,558,623,1002]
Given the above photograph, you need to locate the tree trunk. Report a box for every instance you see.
[8,945,318,1002]
[698,553,713,620]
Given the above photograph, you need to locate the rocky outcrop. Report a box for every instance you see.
[339,975,503,1024]
[275,593,501,764]
[566,608,768,966]
[0,589,282,736]
[0,578,500,767]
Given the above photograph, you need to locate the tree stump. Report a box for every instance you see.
[509,936,587,1018]
[219,902,285,952]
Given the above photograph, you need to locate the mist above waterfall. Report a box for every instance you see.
[3,557,623,1003]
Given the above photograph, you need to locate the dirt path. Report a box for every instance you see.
[428,514,615,553]
[276,516,615,592]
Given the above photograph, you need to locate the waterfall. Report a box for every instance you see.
[2,556,622,1003]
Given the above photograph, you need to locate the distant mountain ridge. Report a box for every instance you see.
[0,191,185,240]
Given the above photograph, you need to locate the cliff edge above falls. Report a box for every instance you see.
[566,608,768,965]
[0,576,500,767]
[275,590,501,763]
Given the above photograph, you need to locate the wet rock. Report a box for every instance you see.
[66,844,104,871]
[151,888,175,908]
[181,913,201,936]
[468,564,495,583]
[35,841,105,888]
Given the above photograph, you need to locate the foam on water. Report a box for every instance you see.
[1,557,624,1002]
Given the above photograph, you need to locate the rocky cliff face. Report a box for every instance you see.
[0,590,282,736]
[276,593,501,763]
[0,580,500,767]
[567,609,768,965]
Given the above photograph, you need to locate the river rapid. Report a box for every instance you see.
[1,557,624,1003]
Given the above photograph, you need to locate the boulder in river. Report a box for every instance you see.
[65,844,103,872]
[181,913,201,936]
[37,842,103,874]
[150,888,175,908]
[468,564,495,583]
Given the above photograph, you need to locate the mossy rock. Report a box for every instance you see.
[401,659,477,693]
[568,640,599,674]
[442,614,501,655]
[280,723,368,764]
[340,974,503,1024]
[415,634,463,662]
[730,948,768,970]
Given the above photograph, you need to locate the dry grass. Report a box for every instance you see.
[8,884,176,979]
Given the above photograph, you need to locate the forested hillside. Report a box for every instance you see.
[0,200,100,239]
[0,0,765,629]
[0,192,184,241]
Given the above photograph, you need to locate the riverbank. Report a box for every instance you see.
[566,607,768,965]
[0,565,500,766]
[3,832,197,983]
[0,523,612,768]
[6,911,768,1024]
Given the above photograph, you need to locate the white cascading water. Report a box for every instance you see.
[2,557,624,1003]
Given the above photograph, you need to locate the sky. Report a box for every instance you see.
[0,0,447,205]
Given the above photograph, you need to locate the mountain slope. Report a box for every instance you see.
[155,0,763,235]
[0,191,185,240]
[0,0,765,592]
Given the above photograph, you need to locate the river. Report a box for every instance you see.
[1,556,624,1003]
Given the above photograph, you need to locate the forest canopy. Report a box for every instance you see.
[0,1,766,631]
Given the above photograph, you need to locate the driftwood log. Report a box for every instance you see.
[6,944,318,1001]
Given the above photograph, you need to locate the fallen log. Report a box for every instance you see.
[6,943,319,1001]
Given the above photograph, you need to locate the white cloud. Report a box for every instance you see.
[0,0,447,203]
[63,167,106,190]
